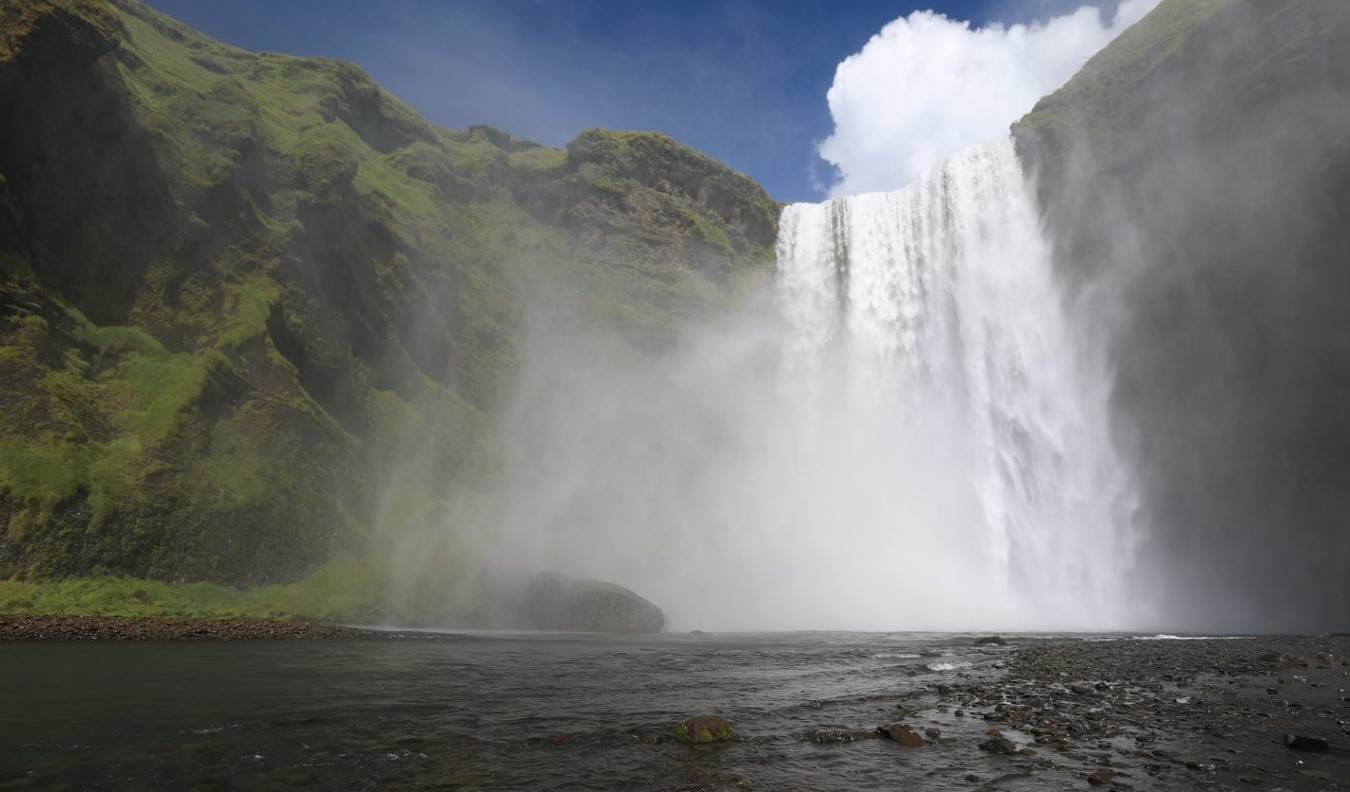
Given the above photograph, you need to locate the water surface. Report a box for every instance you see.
[2,631,1029,790]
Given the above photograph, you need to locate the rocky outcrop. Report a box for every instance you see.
[1012,0,1350,630]
[520,571,665,634]
[0,0,778,591]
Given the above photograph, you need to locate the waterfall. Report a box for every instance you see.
[777,137,1138,621]
[475,136,1139,631]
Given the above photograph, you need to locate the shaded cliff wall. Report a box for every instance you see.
[1015,0,1350,630]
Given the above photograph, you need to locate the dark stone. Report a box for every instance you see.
[979,736,1019,755]
[1283,734,1329,752]
[1087,769,1116,786]
[675,716,735,745]
[975,636,1008,646]
[876,722,927,747]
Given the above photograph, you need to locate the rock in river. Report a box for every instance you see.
[522,571,666,633]
[1087,768,1116,786]
[979,736,1019,755]
[675,716,736,745]
[877,722,928,747]
[1284,734,1329,752]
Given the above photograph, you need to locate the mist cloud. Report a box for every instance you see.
[818,0,1159,195]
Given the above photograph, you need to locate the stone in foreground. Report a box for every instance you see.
[876,722,927,747]
[675,716,736,745]
[979,735,1019,755]
[1284,734,1329,752]
[1087,768,1116,786]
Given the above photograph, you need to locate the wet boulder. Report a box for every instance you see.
[521,571,665,633]
[675,716,736,745]
[1284,734,1329,752]
[876,722,927,747]
[979,735,1019,755]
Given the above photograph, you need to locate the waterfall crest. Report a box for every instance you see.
[777,137,1138,622]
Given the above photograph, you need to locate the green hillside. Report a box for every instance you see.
[0,0,778,617]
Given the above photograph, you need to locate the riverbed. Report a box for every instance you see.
[2,631,1346,790]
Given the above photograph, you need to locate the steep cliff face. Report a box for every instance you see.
[0,0,778,588]
[1014,0,1350,629]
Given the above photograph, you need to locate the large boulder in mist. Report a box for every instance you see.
[520,571,665,633]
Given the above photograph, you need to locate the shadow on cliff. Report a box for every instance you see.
[1014,0,1350,632]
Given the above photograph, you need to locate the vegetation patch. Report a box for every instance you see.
[0,0,781,613]
[0,556,384,622]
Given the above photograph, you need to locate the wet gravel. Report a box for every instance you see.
[0,614,377,640]
[921,635,1350,790]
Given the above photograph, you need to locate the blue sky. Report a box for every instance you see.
[147,1,1125,202]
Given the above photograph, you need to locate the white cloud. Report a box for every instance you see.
[818,0,1160,196]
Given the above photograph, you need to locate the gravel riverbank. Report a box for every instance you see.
[0,615,377,640]
[908,634,1350,790]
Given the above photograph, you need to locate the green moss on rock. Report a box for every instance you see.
[0,0,782,607]
[674,716,736,745]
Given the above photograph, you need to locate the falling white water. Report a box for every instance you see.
[777,137,1138,622]
[436,137,1141,632]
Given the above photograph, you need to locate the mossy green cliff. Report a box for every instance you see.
[0,0,779,602]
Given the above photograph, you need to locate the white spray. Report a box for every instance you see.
[454,137,1141,631]
[778,137,1139,626]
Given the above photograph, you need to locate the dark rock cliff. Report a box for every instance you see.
[0,0,779,589]
[1014,0,1350,630]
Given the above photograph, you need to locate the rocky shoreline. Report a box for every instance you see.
[0,615,378,640]
[866,634,1350,790]
[1,622,1347,789]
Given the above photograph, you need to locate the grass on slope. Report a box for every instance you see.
[1016,0,1236,146]
[0,556,384,622]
